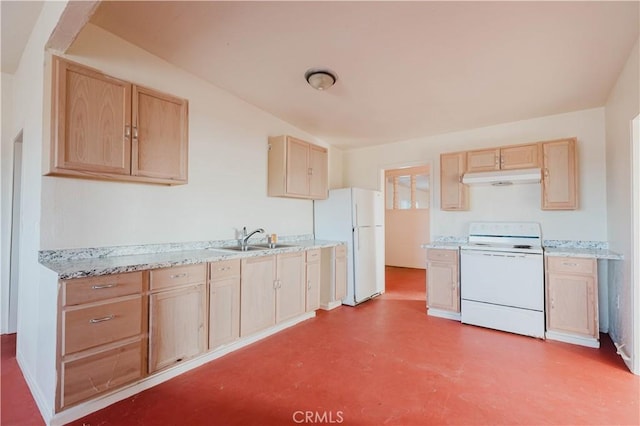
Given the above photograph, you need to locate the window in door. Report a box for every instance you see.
[386,166,430,210]
[384,165,430,270]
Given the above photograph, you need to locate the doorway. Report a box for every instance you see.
[8,131,23,333]
[384,165,430,269]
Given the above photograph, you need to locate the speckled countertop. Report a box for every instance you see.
[543,247,623,260]
[419,237,622,260]
[40,239,344,280]
[421,242,462,250]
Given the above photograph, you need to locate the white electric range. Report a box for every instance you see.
[460,222,545,339]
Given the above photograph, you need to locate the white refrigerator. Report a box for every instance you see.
[314,188,385,306]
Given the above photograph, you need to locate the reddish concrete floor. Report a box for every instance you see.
[3,266,640,425]
[1,333,45,426]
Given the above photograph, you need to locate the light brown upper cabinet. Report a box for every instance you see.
[267,135,328,200]
[466,143,540,172]
[50,56,188,185]
[542,138,578,210]
[440,152,469,211]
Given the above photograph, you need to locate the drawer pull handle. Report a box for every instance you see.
[91,283,117,290]
[170,273,188,279]
[89,315,114,324]
[217,267,231,271]
[561,262,578,267]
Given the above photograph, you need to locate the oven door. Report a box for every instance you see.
[460,250,543,311]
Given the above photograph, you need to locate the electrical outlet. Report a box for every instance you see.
[616,294,620,309]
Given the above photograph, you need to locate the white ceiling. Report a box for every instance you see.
[1,1,44,74]
[8,2,640,149]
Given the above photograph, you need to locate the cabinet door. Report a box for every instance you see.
[240,256,276,336]
[500,144,540,170]
[209,276,240,350]
[52,56,132,175]
[466,149,500,172]
[542,139,578,210]
[285,137,310,197]
[149,284,206,373]
[132,86,188,182]
[276,252,306,323]
[309,145,328,199]
[427,262,459,312]
[335,252,347,301]
[440,152,469,211]
[306,260,321,312]
[547,273,597,337]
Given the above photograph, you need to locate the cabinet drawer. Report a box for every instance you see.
[547,257,595,275]
[210,259,240,280]
[62,272,143,306]
[150,264,206,291]
[335,245,347,258]
[306,249,321,262]
[427,249,457,263]
[63,296,142,355]
[61,340,143,408]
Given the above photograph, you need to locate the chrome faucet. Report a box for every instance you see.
[241,227,265,248]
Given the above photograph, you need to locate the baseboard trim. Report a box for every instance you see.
[546,330,599,348]
[427,308,461,321]
[16,351,54,425]
[320,300,342,311]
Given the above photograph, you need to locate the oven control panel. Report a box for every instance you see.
[468,222,541,239]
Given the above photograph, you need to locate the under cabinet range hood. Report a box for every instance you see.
[461,168,542,186]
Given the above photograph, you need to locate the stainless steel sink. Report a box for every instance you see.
[214,245,267,252]
[251,243,297,249]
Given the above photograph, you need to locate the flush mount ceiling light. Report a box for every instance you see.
[305,68,337,91]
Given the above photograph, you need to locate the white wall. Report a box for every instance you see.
[605,39,639,373]
[39,23,342,250]
[7,1,70,419]
[343,108,608,241]
[1,72,15,333]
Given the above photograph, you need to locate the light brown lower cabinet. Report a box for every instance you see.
[240,252,305,336]
[148,264,207,373]
[276,252,306,322]
[57,271,146,411]
[55,248,332,412]
[426,249,460,316]
[318,245,347,309]
[240,255,277,336]
[545,256,598,346]
[209,259,241,350]
[306,250,321,312]
[334,246,348,301]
